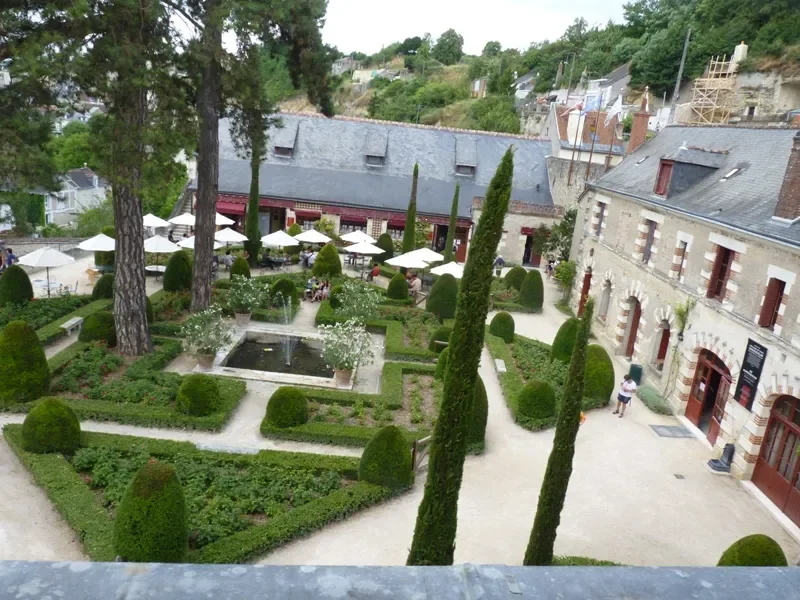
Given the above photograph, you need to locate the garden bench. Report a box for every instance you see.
[494,359,507,374]
[60,316,84,336]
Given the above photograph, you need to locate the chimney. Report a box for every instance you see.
[627,87,651,155]
[774,131,800,222]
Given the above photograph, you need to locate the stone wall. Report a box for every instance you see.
[547,156,608,209]
[473,202,561,266]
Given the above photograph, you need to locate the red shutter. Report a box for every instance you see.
[654,161,673,196]
[759,278,785,328]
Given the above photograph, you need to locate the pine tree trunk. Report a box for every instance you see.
[406,150,513,566]
[523,298,594,566]
[244,156,261,266]
[443,183,459,263]
[191,1,223,312]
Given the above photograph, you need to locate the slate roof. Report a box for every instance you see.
[210,113,553,219]
[64,167,105,190]
[590,125,800,248]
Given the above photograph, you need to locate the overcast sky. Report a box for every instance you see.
[323,0,628,56]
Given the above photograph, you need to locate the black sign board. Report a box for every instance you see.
[734,339,768,411]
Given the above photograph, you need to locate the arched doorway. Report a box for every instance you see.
[621,296,641,359]
[752,395,800,528]
[685,350,731,445]
[653,321,670,372]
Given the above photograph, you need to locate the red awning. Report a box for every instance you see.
[387,219,406,228]
[217,201,246,216]
[341,216,368,225]
[521,227,534,235]
[295,210,321,220]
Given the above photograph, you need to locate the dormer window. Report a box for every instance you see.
[366,154,385,167]
[274,146,293,158]
[455,137,477,178]
[456,164,475,177]
[364,129,388,169]
[272,120,299,159]
[654,160,674,196]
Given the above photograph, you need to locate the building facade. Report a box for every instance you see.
[45,167,108,226]
[572,124,800,527]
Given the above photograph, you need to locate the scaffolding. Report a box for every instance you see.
[689,55,736,125]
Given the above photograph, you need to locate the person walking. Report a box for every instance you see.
[493,254,505,277]
[613,374,637,418]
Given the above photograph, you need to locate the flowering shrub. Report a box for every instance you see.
[319,318,375,371]
[334,280,381,324]
[180,306,232,356]
[152,292,191,321]
[227,275,267,314]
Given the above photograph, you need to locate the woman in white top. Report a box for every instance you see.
[612,374,637,418]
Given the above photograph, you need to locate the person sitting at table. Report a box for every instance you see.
[366,263,380,282]
[313,280,330,302]
[221,250,234,270]
[168,230,176,243]
[182,231,190,239]
[304,276,319,301]
[409,272,422,299]
[308,251,317,268]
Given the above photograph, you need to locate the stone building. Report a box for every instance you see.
[571,123,800,527]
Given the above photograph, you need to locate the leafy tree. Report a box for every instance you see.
[398,36,423,55]
[407,148,513,566]
[524,297,594,566]
[402,164,419,256]
[544,208,576,261]
[482,41,502,58]
[443,183,459,263]
[0,192,45,234]
[50,122,94,172]
[432,29,464,66]
[470,96,520,134]
[261,51,298,102]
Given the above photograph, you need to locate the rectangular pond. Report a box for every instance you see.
[224,334,333,378]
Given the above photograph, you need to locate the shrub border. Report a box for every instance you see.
[36,298,113,345]
[492,300,541,314]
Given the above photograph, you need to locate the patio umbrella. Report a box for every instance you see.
[169,212,195,226]
[343,242,384,255]
[215,212,235,226]
[17,247,75,298]
[385,253,429,270]
[178,236,223,250]
[143,213,170,228]
[405,247,445,264]
[77,233,115,252]
[294,229,331,244]
[144,235,180,271]
[261,230,299,248]
[214,227,248,244]
[430,261,464,279]
[341,230,376,244]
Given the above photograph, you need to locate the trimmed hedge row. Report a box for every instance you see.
[36,298,113,345]
[492,300,541,314]
[47,341,90,375]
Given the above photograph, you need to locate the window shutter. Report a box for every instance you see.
[759,278,784,328]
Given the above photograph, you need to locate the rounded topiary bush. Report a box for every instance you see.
[271,278,298,305]
[265,387,308,428]
[387,273,408,300]
[551,317,580,363]
[230,256,251,279]
[79,310,117,346]
[113,461,188,563]
[145,296,153,324]
[329,284,344,310]
[0,320,50,407]
[428,325,453,354]
[717,534,788,567]
[163,250,192,292]
[176,374,219,416]
[376,232,394,263]
[489,311,515,343]
[312,242,342,277]
[468,375,488,453]
[517,380,557,421]
[584,344,615,404]
[519,269,544,311]
[92,273,114,299]
[435,347,450,381]
[426,273,458,320]
[0,264,34,307]
[504,265,527,291]
[94,225,116,268]
[21,398,81,454]
[358,425,413,490]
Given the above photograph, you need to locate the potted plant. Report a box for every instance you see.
[180,306,233,370]
[319,318,375,387]
[228,275,265,327]
[673,297,696,342]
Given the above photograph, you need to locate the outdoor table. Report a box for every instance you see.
[33,279,60,292]
[145,265,167,275]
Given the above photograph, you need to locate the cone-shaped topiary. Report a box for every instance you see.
[0,320,50,407]
[489,311,515,343]
[94,225,115,268]
[426,273,458,320]
[467,375,488,453]
[504,265,527,291]
[519,269,544,311]
[376,232,394,264]
[145,296,153,324]
[113,461,188,563]
[358,425,413,490]
[443,183,459,263]
[163,250,192,292]
[434,347,449,381]
[517,380,557,420]
[584,344,614,404]
[265,387,308,428]
[271,278,297,305]
[79,311,116,346]
[0,264,34,307]
[551,317,580,363]
[21,398,81,454]
[387,273,408,300]
[312,242,342,277]
[92,273,114,299]
[176,374,219,416]
[230,256,251,279]
[329,285,344,310]
[717,534,788,567]
[428,325,452,354]
[401,164,419,255]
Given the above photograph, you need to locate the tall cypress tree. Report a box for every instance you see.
[443,182,459,263]
[402,163,419,254]
[523,297,594,566]
[407,148,513,566]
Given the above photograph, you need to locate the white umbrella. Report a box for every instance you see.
[340,230,376,244]
[18,247,75,297]
[405,247,445,264]
[169,212,195,226]
[178,236,223,250]
[261,230,300,248]
[344,242,384,255]
[294,229,331,244]
[386,253,429,270]
[144,235,180,254]
[430,261,464,279]
[77,233,115,252]
[215,212,234,226]
[214,227,248,244]
[143,213,170,228]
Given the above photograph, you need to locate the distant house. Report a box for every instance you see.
[470,78,488,98]
[514,70,537,101]
[584,62,632,109]
[45,167,109,226]
[331,57,361,77]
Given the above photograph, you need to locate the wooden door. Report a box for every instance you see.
[686,363,711,425]
[707,376,731,446]
[624,300,641,358]
[655,326,670,369]
[577,271,592,317]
